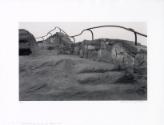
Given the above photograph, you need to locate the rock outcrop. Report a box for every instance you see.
[19,29,37,55]
[74,39,147,75]
[37,32,74,55]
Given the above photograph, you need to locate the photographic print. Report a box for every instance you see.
[19,22,147,101]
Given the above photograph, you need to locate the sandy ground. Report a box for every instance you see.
[19,54,147,101]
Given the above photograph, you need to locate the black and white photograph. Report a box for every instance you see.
[1,0,164,125]
[19,22,147,101]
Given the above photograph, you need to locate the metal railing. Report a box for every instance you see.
[35,26,71,42]
[70,25,147,45]
[35,25,147,46]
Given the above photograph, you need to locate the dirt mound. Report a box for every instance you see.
[19,54,146,100]
[19,56,78,100]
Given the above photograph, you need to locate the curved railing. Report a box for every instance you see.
[35,25,147,46]
[35,26,71,41]
[70,25,147,45]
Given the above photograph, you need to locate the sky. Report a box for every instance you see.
[19,22,147,45]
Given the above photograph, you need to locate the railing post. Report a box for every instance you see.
[87,29,94,40]
[134,32,137,45]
